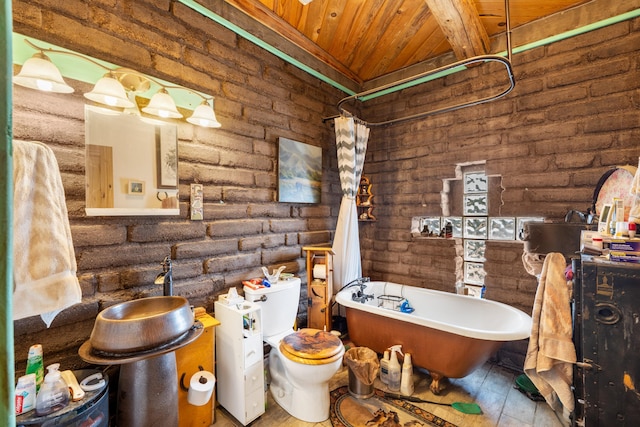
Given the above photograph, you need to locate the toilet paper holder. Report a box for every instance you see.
[180,365,204,391]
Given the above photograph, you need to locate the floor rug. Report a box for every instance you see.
[330,386,458,427]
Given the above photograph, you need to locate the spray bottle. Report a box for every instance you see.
[400,353,414,396]
[379,350,390,384]
[387,345,403,392]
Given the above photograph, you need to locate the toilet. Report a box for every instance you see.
[244,278,344,423]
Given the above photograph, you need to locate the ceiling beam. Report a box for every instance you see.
[424,0,490,59]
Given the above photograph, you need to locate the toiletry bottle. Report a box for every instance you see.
[609,199,618,236]
[25,344,44,392]
[387,345,403,392]
[15,373,37,415]
[379,350,390,384]
[400,353,414,396]
[35,364,70,416]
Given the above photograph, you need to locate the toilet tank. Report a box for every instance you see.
[243,278,301,339]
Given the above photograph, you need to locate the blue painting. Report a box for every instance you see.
[277,137,322,203]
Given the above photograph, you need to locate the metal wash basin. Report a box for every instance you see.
[89,296,194,354]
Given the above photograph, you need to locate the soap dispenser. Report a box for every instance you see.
[379,350,390,384]
[387,345,403,392]
[35,363,70,416]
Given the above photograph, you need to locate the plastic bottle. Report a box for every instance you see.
[379,350,390,384]
[25,344,44,392]
[15,373,37,415]
[35,364,70,416]
[400,353,414,396]
[387,345,403,392]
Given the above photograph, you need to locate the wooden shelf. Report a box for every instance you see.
[356,176,376,221]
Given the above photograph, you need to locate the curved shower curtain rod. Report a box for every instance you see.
[323,0,514,128]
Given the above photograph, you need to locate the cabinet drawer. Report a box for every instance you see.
[243,335,263,367]
[244,361,264,393]
[244,387,265,423]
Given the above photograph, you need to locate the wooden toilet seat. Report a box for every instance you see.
[279,328,344,365]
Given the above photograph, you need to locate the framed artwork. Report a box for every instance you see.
[127,180,145,195]
[156,126,178,189]
[277,137,322,203]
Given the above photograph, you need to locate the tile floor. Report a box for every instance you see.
[214,361,568,427]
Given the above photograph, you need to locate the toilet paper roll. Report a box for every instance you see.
[187,371,215,406]
[313,264,327,280]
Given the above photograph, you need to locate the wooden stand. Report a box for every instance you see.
[175,309,220,427]
[303,246,334,331]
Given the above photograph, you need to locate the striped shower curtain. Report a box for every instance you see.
[332,116,370,294]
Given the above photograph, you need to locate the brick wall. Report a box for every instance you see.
[358,17,640,368]
[11,0,343,370]
[11,1,640,375]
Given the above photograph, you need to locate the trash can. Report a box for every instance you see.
[344,347,379,399]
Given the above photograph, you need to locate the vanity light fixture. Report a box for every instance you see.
[142,88,183,119]
[84,72,135,108]
[13,52,74,93]
[13,38,221,128]
[186,99,221,128]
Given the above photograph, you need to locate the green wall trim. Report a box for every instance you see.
[511,9,640,55]
[176,0,357,96]
[1,0,15,425]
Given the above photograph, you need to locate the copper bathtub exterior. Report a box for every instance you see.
[335,282,532,393]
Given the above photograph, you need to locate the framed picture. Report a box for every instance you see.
[156,126,178,189]
[127,180,145,195]
[277,137,322,203]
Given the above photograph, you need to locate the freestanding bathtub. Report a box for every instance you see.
[335,281,532,393]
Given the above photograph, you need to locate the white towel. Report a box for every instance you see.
[524,252,576,416]
[13,140,82,327]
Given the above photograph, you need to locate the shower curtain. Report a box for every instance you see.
[332,116,370,294]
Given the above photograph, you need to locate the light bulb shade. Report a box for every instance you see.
[84,75,134,108]
[187,102,221,128]
[142,89,183,119]
[13,54,74,93]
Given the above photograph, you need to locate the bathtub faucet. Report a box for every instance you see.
[351,277,373,303]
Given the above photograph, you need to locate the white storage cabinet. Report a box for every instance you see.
[215,299,265,425]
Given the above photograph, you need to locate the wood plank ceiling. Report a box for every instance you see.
[222,0,592,84]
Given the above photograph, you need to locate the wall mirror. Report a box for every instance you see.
[85,106,179,216]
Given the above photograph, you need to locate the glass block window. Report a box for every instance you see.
[464,217,488,239]
[464,262,486,285]
[464,240,486,262]
[443,217,463,238]
[463,194,488,216]
[464,172,488,193]
[489,217,516,240]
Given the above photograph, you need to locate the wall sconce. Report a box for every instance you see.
[13,51,74,93]
[13,38,221,128]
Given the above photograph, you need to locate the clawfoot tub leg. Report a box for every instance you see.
[429,373,447,395]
